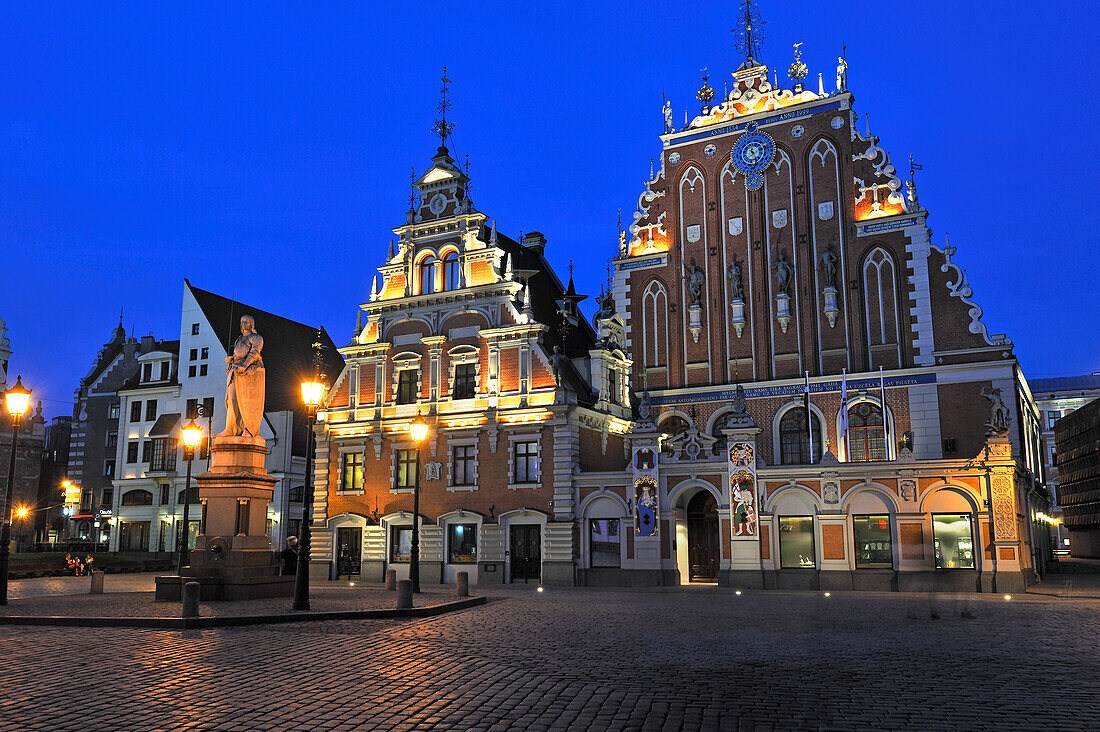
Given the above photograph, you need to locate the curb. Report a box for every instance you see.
[0,595,487,629]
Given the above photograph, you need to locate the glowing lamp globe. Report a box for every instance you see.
[4,376,31,419]
[410,415,430,444]
[181,419,203,452]
[301,379,325,412]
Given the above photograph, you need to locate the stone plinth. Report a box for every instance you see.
[155,435,294,601]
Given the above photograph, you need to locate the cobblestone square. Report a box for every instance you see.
[0,583,1097,731]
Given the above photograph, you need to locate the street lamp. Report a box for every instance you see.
[1,376,32,605]
[409,414,430,593]
[292,376,325,611]
[176,419,203,576]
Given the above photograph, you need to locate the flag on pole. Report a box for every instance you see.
[840,368,849,460]
[804,371,814,464]
[879,366,889,459]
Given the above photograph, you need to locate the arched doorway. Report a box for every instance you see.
[687,491,719,583]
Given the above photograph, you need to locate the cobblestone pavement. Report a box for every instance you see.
[6,571,161,599]
[1,587,1098,731]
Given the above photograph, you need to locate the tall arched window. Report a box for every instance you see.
[779,408,823,465]
[442,252,461,291]
[863,247,899,366]
[847,403,887,461]
[642,280,669,367]
[419,256,438,295]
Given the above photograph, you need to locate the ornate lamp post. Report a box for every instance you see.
[1,376,32,605]
[408,414,430,593]
[292,377,325,611]
[176,419,203,575]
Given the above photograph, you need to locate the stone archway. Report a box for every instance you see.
[686,491,720,583]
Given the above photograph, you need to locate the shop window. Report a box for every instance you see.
[932,513,975,569]
[778,516,816,568]
[847,403,887,461]
[448,523,477,563]
[395,449,417,489]
[341,452,363,492]
[121,490,153,506]
[442,252,461,291]
[419,256,438,295]
[779,409,823,465]
[118,521,151,551]
[397,370,418,405]
[452,445,476,487]
[452,363,476,399]
[513,441,539,483]
[589,519,621,568]
[853,515,893,568]
[390,526,412,563]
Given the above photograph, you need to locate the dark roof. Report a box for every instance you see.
[479,227,598,403]
[149,413,181,437]
[117,339,183,391]
[186,280,346,417]
[1030,374,1100,395]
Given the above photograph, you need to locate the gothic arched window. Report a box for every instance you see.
[847,402,887,461]
[863,247,899,363]
[442,252,461,291]
[419,256,438,295]
[642,280,669,368]
[779,408,823,465]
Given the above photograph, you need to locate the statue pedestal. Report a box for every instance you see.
[155,436,294,602]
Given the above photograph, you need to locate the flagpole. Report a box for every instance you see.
[879,366,888,459]
[805,371,814,464]
[841,368,849,461]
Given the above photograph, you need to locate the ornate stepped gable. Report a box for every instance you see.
[619,46,1008,390]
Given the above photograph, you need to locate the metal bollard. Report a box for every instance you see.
[182,581,201,618]
[385,568,397,591]
[89,570,105,594]
[456,571,469,597]
[396,579,413,609]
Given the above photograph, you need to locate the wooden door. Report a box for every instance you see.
[510,524,541,583]
[687,491,719,582]
[336,527,362,578]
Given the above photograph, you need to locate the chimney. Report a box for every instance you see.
[140,334,155,353]
[522,231,546,254]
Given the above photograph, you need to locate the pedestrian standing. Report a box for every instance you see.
[280,536,298,576]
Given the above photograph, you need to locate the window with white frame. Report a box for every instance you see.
[511,439,540,485]
[452,444,476,487]
[341,451,363,492]
[453,363,477,399]
[394,448,417,490]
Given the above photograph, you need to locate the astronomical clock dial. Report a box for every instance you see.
[429,194,447,214]
[731,124,776,177]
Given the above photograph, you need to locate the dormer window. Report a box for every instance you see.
[142,363,152,382]
[419,256,438,295]
[442,252,461,291]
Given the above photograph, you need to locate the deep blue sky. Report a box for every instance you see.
[3,1,1097,418]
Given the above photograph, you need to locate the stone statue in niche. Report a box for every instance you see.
[819,247,839,288]
[638,391,653,422]
[726,257,744,300]
[772,251,794,294]
[981,386,1011,437]
[218,314,265,439]
[550,345,567,387]
[684,258,705,306]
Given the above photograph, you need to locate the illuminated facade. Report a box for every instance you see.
[309,18,1050,593]
[309,144,630,586]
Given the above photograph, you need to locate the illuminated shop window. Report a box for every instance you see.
[778,516,816,568]
[932,513,975,569]
[448,523,477,563]
[853,515,892,568]
[390,526,412,563]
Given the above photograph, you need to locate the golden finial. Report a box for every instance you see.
[696,67,715,113]
[789,42,807,84]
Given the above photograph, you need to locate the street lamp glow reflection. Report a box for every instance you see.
[3,376,31,418]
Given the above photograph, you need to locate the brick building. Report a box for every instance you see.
[1053,398,1100,558]
[308,17,1049,592]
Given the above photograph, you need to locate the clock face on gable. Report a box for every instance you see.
[429,194,447,215]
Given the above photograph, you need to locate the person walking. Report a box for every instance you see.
[280,536,298,576]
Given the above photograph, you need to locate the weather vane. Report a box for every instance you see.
[408,165,417,210]
[732,0,766,66]
[432,66,455,146]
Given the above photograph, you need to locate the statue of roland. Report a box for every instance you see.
[218,314,265,439]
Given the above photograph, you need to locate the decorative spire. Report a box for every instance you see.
[354,309,363,337]
[732,0,766,69]
[788,42,807,88]
[696,67,715,114]
[370,276,379,301]
[617,208,627,256]
[490,219,498,246]
[407,166,416,211]
[818,72,824,96]
[503,251,513,281]
[432,66,455,148]
[388,240,395,260]
[464,153,471,199]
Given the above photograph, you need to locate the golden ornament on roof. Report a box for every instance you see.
[789,42,808,82]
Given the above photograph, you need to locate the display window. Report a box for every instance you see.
[778,516,816,568]
[589,519,621,568]
[448,523,477,564]
[853,515,893,568]
[390,526,412,563]
[932,513,975,569]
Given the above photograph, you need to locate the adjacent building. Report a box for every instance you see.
[1031,374,1100,553]
[1052,397,1100,558]
[107,281,343,556]
[0,315,46,551]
